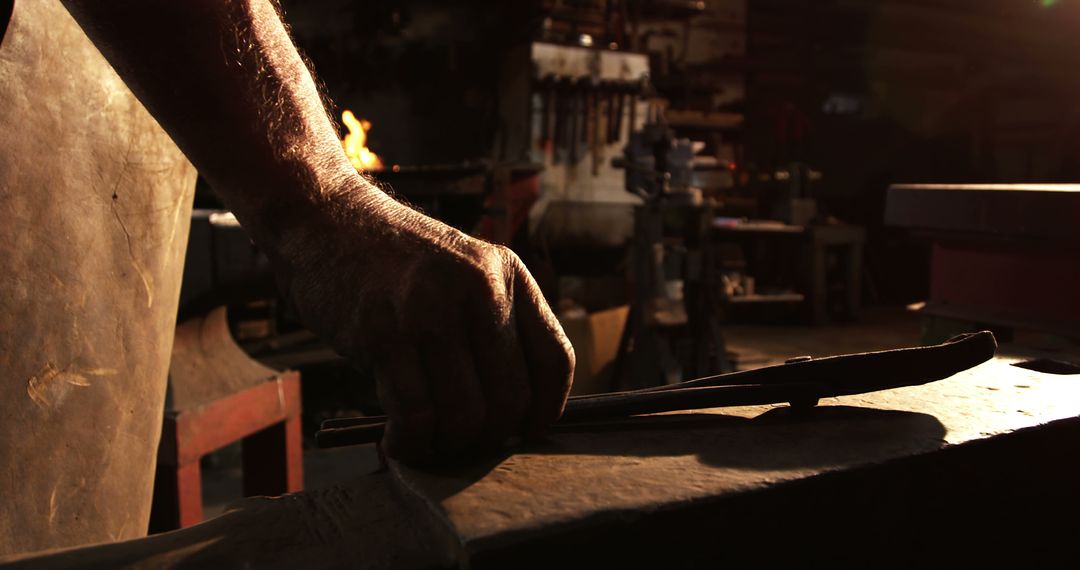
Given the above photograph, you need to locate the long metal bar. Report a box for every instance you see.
[315,331,996,449]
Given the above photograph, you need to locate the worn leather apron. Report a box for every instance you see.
[0,0,196,555]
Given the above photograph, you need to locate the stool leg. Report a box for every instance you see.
[149,461,204,533]
[242,416,304,497]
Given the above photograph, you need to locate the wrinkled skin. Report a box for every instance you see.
[283,188,575,462]
[60,0,575,465]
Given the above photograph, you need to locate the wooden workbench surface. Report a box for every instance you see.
[6,356,1079,568]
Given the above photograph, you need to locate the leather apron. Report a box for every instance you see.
[0,0,196,555]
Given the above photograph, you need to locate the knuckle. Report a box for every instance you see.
[490,243,516,260]
[561,341,578,371]
[453,245,504,290]
[494,242,520,264]
[492,244,524,276]
[462,261,496,292]
[532,330,576,382]
[555,338,576,376]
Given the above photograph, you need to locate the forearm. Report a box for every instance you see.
[63,0,574,464]
[61,0,380,253]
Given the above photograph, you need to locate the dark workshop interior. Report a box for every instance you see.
[2,0,1080,567]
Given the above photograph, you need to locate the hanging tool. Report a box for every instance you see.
[315,331,997,448]
[551,77,569,164]
[592,83,606,175]
[612,84,626,143]
[627,84,639,136]
[538,75,554,155]
[606,84,619,144]
[580,79,593,148]
[568,81,580,164]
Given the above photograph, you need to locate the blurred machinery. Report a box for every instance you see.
[612,109,732,387]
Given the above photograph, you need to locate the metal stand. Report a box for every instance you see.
[612,114,732,389]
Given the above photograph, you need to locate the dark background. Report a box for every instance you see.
[276,0,1080,306]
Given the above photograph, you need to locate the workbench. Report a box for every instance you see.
[5,356,1079,568]
[713,222,865,324]
[886,183,1080,341]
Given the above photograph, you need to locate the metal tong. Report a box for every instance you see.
[315,331,997,449]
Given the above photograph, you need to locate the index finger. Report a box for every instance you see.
[511,262,575,435]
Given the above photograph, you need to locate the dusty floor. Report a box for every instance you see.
[202,306,1045,519]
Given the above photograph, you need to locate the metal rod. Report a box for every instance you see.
[315,331,997,449]
[315,382,826,449]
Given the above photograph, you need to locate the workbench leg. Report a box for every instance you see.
[242,416,304,498]
[846,242,863,319]
[805,239,829,324]
[149,461,204,533]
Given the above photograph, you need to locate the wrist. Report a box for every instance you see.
[223,158,377,245]
[259,171,392,274]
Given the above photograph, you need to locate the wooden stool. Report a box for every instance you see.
[149,307,304,532]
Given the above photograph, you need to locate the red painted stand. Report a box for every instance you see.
[149,372,303,532]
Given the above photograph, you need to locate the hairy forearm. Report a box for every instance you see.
[63,1,575,464]
[61,0,381,252]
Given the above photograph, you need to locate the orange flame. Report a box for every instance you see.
[341,110,384,171]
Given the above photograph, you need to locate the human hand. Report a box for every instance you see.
[277,185,575,464]
[59,0,573,465]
